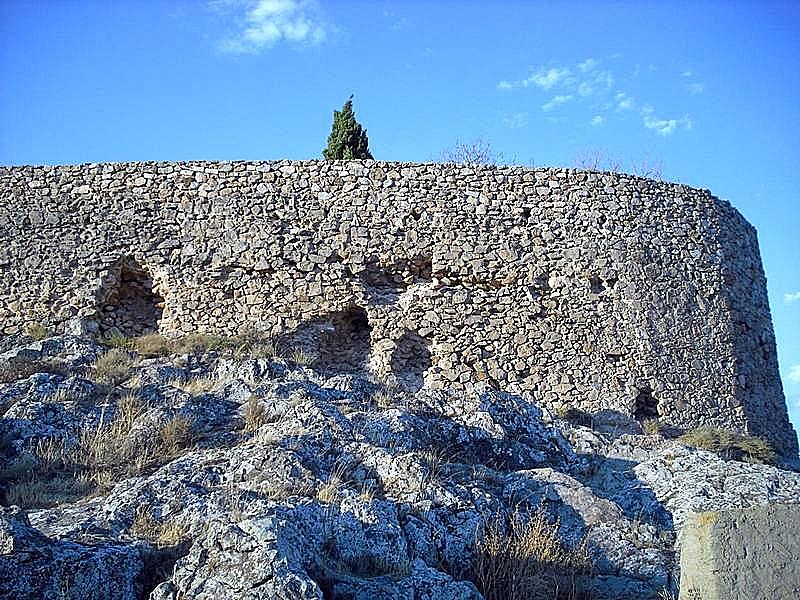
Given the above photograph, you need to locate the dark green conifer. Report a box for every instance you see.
[323,96,373,160]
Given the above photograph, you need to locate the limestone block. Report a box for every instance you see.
[679,504,800,600]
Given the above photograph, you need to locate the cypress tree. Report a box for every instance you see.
[323,96,373,160]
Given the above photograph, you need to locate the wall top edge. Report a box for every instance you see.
[0,158,717,191]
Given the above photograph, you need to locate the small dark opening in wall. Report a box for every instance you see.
[588,274,604,294]
[293,306,372,375]
[100,258,163,336]
[391,331,432,392]
[633,385,659,420]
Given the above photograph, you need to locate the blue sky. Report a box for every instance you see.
[1,1,799,440]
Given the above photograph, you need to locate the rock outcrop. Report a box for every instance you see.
[1,334,798,599]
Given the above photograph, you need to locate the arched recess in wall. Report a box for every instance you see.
[391,331,432,392]
[292,306,373,375]
[98,257,164,336]
[633,384,660,421]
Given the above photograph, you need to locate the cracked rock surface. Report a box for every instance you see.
[1,334,799,599]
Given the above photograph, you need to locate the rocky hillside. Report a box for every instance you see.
[1,330,799,599]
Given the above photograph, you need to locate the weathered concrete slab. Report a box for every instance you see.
[679,503,800,600]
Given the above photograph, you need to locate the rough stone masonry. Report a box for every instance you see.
[0,160,796,457]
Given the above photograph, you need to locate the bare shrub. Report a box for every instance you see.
[572,148,623,172]
[441,139,504,166]
[471,510,593,600]
[573,147,663,179]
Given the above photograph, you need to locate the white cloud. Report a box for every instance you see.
[503,112,529,129]
[542,94,573,112]
[577,71,613,97]
[497,58,696,135]
[788,365,800,384]
[688,82,705,94]
[785,291,800,304]
[496,67,571,91]
[530,67,572,90]
[215,0,327,54]
[641,106,691,136]
[615,91,634,111]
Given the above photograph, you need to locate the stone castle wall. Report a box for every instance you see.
[0,160,796,456]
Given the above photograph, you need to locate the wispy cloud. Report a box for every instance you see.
[785,291,800,304]
[542,94,573,112]
[497,57,696,135]
[213,0,327,54]
[498,67,572,91]
[788,364,800,385]
[687,82,705,95]
[642,105,692,136]
[615,91,635,111]
[503,112,529,129]
[531,67,572,90]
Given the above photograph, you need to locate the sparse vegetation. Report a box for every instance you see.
[572,147,663,179]
[24,322,50,340]
[290,347,314,366]
[243,395,269,433]
[372,386,396,409]
[678,427,776,464]
[92,348,135,386]
[0,393,195,508]
[316,460,359,504]
[471,510,593,600]
[642,418,662,435]
[130,506,188,548]
[441,138,504,166]
[168,374,220,396]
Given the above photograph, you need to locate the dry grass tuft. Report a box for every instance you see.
[290,348,314,366]
[243,395,268,433]
[372,387,396,409]
[0,393,195,509]
[169,374,220,396]
[131,506,188,548]
[316,461,353,504]
[471,510,594,600]
[92,349,135,386]
[24,322,50,340]
[678,427,776,464]
[642,419,662,435]
[157,414,194,458]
